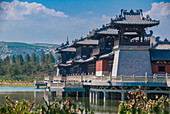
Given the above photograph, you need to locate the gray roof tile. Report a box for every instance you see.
[112,10,159,25]
[69,39,98,47]
[96,28,137,35]
[60,47,76,52]
[150,49,170,60]
[76,39,98,45]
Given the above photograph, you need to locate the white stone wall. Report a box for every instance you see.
[112,50,120,77]
[96,71,108,76]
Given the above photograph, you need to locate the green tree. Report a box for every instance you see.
[12,55,16,64]
[25,54,31,64]
[36,55,39,65]
[25,63,32,76]
[3,56,10,65]
[0,59,5,75]
[20,55,24,65]
[17,55,24,66]
[45,54,49,64]
[48,52,55,63]
[40,52,45,66]
[31,53,36,65]
[9,65,20,77]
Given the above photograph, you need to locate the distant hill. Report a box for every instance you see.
[0,41,59,59]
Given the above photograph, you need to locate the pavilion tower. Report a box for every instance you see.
[109,9,159,76]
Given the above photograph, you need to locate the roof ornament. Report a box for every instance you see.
[155,36,160,43]
[136,10,139,13]
[61,43,64,46]
[146,15,150,19]
[66,36,69,45]
[139,9,143,13]
[139,9,143,19]
[89,30,92,35]
[150,30,153,36]
[121,9,124,18]
[89,29,95,34]
[130,9,134,13]
[164,38,169,42]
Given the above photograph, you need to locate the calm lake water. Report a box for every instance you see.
[0,87,119,114]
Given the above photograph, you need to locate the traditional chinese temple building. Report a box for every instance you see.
[55,9,170,77]
[55,39,76,76]
[150,37,170,74]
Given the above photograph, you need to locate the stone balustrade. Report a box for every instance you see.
[51,74,170,82]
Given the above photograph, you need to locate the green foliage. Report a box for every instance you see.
[17,55,24,66]
[49,52,55,63]
[12,55,16,64]
[0,96,94,114]
[3,56,10,65]
[118,86,170,114]
[25,54,31,64]
[40,52,45,66]
[0,52,56,82]
[31,53,36,66]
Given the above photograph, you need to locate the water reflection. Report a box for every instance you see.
[0,87,119,113]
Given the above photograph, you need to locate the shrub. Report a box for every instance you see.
[0,96,94,114]
[118,86,170,114]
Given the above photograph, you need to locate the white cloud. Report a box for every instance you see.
[101,14,111,22]
[144,2,170,18]
[0,0,169,43]
[0,1,110,44]
[144,2,170,40]
[87,11,94,14]
[0,0,68,20]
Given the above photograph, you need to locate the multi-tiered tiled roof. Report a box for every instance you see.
[110,9,159,27]
[69,39,98,47]
[96,28,137,35]
[55,40,76,53]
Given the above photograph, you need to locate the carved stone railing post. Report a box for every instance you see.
[121,75,123,81]
[110,75,112,81]
[81,74,83,82]
[145,72,148,83]
[166,73,168,83]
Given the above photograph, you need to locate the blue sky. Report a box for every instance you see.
[0,0,170,44]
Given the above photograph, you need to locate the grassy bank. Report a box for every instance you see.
[0,82,34,87]
[0,75,44,87]
[0,80,34,87]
